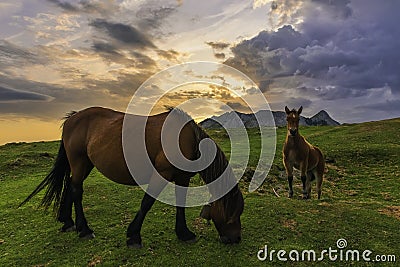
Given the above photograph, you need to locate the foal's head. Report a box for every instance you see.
[285,106,303,137]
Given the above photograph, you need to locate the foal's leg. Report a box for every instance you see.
[305,173,312,199]
[127,172,168,248]
[300,161,310,199]
[283,158,294,198]
[315,169,323,199]
[175,177,196,242]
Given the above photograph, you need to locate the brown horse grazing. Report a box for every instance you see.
[283,106,324,199]
[19,107,244,247]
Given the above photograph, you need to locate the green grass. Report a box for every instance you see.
[1,119,399,266]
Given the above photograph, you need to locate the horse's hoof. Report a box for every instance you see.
[60,225,76,232]
[79,232,95,239]
[288,192,293,198]
[177,229,197,243]
[127,239,143,249]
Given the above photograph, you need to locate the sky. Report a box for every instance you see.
[0,0,399,144]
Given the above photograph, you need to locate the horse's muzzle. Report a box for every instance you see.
[220,235,241,244]
[289,129,297,136]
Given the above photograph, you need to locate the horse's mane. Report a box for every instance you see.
[165,106,241,218]
[164,106,230,184]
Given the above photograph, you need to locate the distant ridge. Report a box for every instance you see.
[200,110,340,129]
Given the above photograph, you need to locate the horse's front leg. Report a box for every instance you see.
[127,172,168,248]
[283,157,294,198]
[127,193,156,248]
[175,178,196,242]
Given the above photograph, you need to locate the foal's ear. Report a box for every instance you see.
[285,106,291,114]
[200,205,211,220]
[298,106,303,115]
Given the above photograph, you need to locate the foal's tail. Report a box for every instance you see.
[18,140,71,214]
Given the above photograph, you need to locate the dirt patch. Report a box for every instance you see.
[379,206,400,220]
[281,218,297,231]
[87,255,102,267]
[192,217,210,232]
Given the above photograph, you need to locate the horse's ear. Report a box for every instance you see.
[200,204,211,220]
[285,106,291,114]
[298,106,303,115]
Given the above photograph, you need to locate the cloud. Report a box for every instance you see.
[266,0,304,29]
[46,0,119,16]
[214,53,226,59]
[90,19,156,49]
[46,0,78,12]
[205,41,230,50]
[225,0,400,99]
[357,99,400,112]
[135,5,178,31]
[0,40,44,67]
[206,41,230,60]
[0,74,130,119]
[0,85,54,102]
[156,49,181,62]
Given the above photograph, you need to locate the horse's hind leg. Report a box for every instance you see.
[69,158,94,238]
[175,177,196,242]
[58,179,75,232]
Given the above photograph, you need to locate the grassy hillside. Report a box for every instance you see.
[0,119,399,266]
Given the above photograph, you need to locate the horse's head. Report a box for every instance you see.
[200,186,244,244]
[285,106,303,137]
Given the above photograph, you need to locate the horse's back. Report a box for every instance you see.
[62,107,198,185]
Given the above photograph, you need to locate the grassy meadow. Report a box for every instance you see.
[0,118,399,266]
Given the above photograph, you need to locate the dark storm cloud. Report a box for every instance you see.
[0,85,53,102]
[225,0,400,98]
[90,19,156,49]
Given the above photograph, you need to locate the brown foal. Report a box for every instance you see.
[283,106,324,199]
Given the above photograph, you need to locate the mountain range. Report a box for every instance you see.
[199,110,340,129]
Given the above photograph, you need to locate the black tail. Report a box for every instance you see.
[18,140,71,215]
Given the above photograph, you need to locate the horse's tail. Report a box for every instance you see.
[18,140,71,214]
